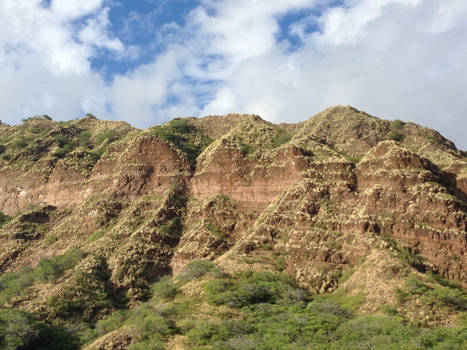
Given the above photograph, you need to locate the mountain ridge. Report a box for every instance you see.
[0,106,466,349]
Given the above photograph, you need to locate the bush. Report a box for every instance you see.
[0,211,10,227]
[94,310,128,337]
[177,260,221,283]
[0,308,78,350]
[53,134,77,158]
[0,249,84,303]
[150,119,212,168]
[387,119,405,142]
[204,270,307,308]
[96,130,118,144]
[186,321,219,345]
[53,134,72,148]
[392,119,405,129]
[237,138,255,155]
[53,144,74,159]
[33,249,85,283]
[88,229,107,242]
[78,131,91,148]
[151,279,179,300]
[13,138,28,149]
[388,130,404,142]
[271,129,292,148]
[330,315,420,349]
[47,258,113,321]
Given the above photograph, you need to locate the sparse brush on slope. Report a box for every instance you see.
[0,107,465,349]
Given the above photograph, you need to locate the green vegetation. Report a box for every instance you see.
[150,119,213,168]
[427,135,441,144]
[78,131,91,147]
[387,119,405,142]
[237,138,255,155]
[270,128,292,148]
[207,222,226,240]
[339,151,362,163]
[88,228,107,242]
[0,117,132,168]
[53,134,77,158]
[176,260,223,284]
[47,255,113,322]
[96,130,118,144]
[0,211,11,228]
[380,234,426,271]
[0,308,78,350]
[75,263,466,349]
[0,249,85,304]
[397,274,466,311]
[203,270,305,308]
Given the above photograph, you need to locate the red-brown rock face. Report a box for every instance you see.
[191,141,310,209]
[0,107,466,289]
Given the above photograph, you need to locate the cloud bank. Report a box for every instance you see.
[0,0,466,149]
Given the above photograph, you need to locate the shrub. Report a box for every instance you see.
[53,134,77,158]
[151,278,179,300]
[404,275,431,295]
[271,129,292,148]
[78,131,91,148]
[96,130,118,144]
[33,249,85,283]
[25,142,46,158]
[331,315,420,349]
[177,260,221,283]
[47,256,113,321]
[88,229,107,242]
[204,270,307,308]
[392,119,405,129]
[53,134,71,148]
[150,119,212,168]
[186,321,219,345]
[53,144,74,159]
[94,310,128,337]
[388,130,404,142]
[0,249,84,303]
[13,138,28,149]
[0,211,10,228]
[387,119,405,142]
[0,308,78,350]
[237,138,255,155]
[0,145,6,154]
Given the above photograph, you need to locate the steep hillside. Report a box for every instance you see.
[0,107,466,349]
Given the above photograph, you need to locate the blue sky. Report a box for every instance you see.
[1,0,466,149]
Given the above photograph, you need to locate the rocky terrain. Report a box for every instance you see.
[0,106,465,349]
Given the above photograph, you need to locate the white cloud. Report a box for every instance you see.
[1,0,467,149]
[51,0,103,19]
[79,8,124,53]
[0,0,123,122]
[177,0,467,149]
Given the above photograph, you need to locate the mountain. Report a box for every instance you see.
[0,106,465,349]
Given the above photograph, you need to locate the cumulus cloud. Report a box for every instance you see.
[0,0,121,120]
[1,0,466,149]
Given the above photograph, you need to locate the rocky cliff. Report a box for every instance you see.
[0,107,466,349]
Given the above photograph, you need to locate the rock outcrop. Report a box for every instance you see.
[0,106,466,308]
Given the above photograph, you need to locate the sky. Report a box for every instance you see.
[0,0,466,149]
